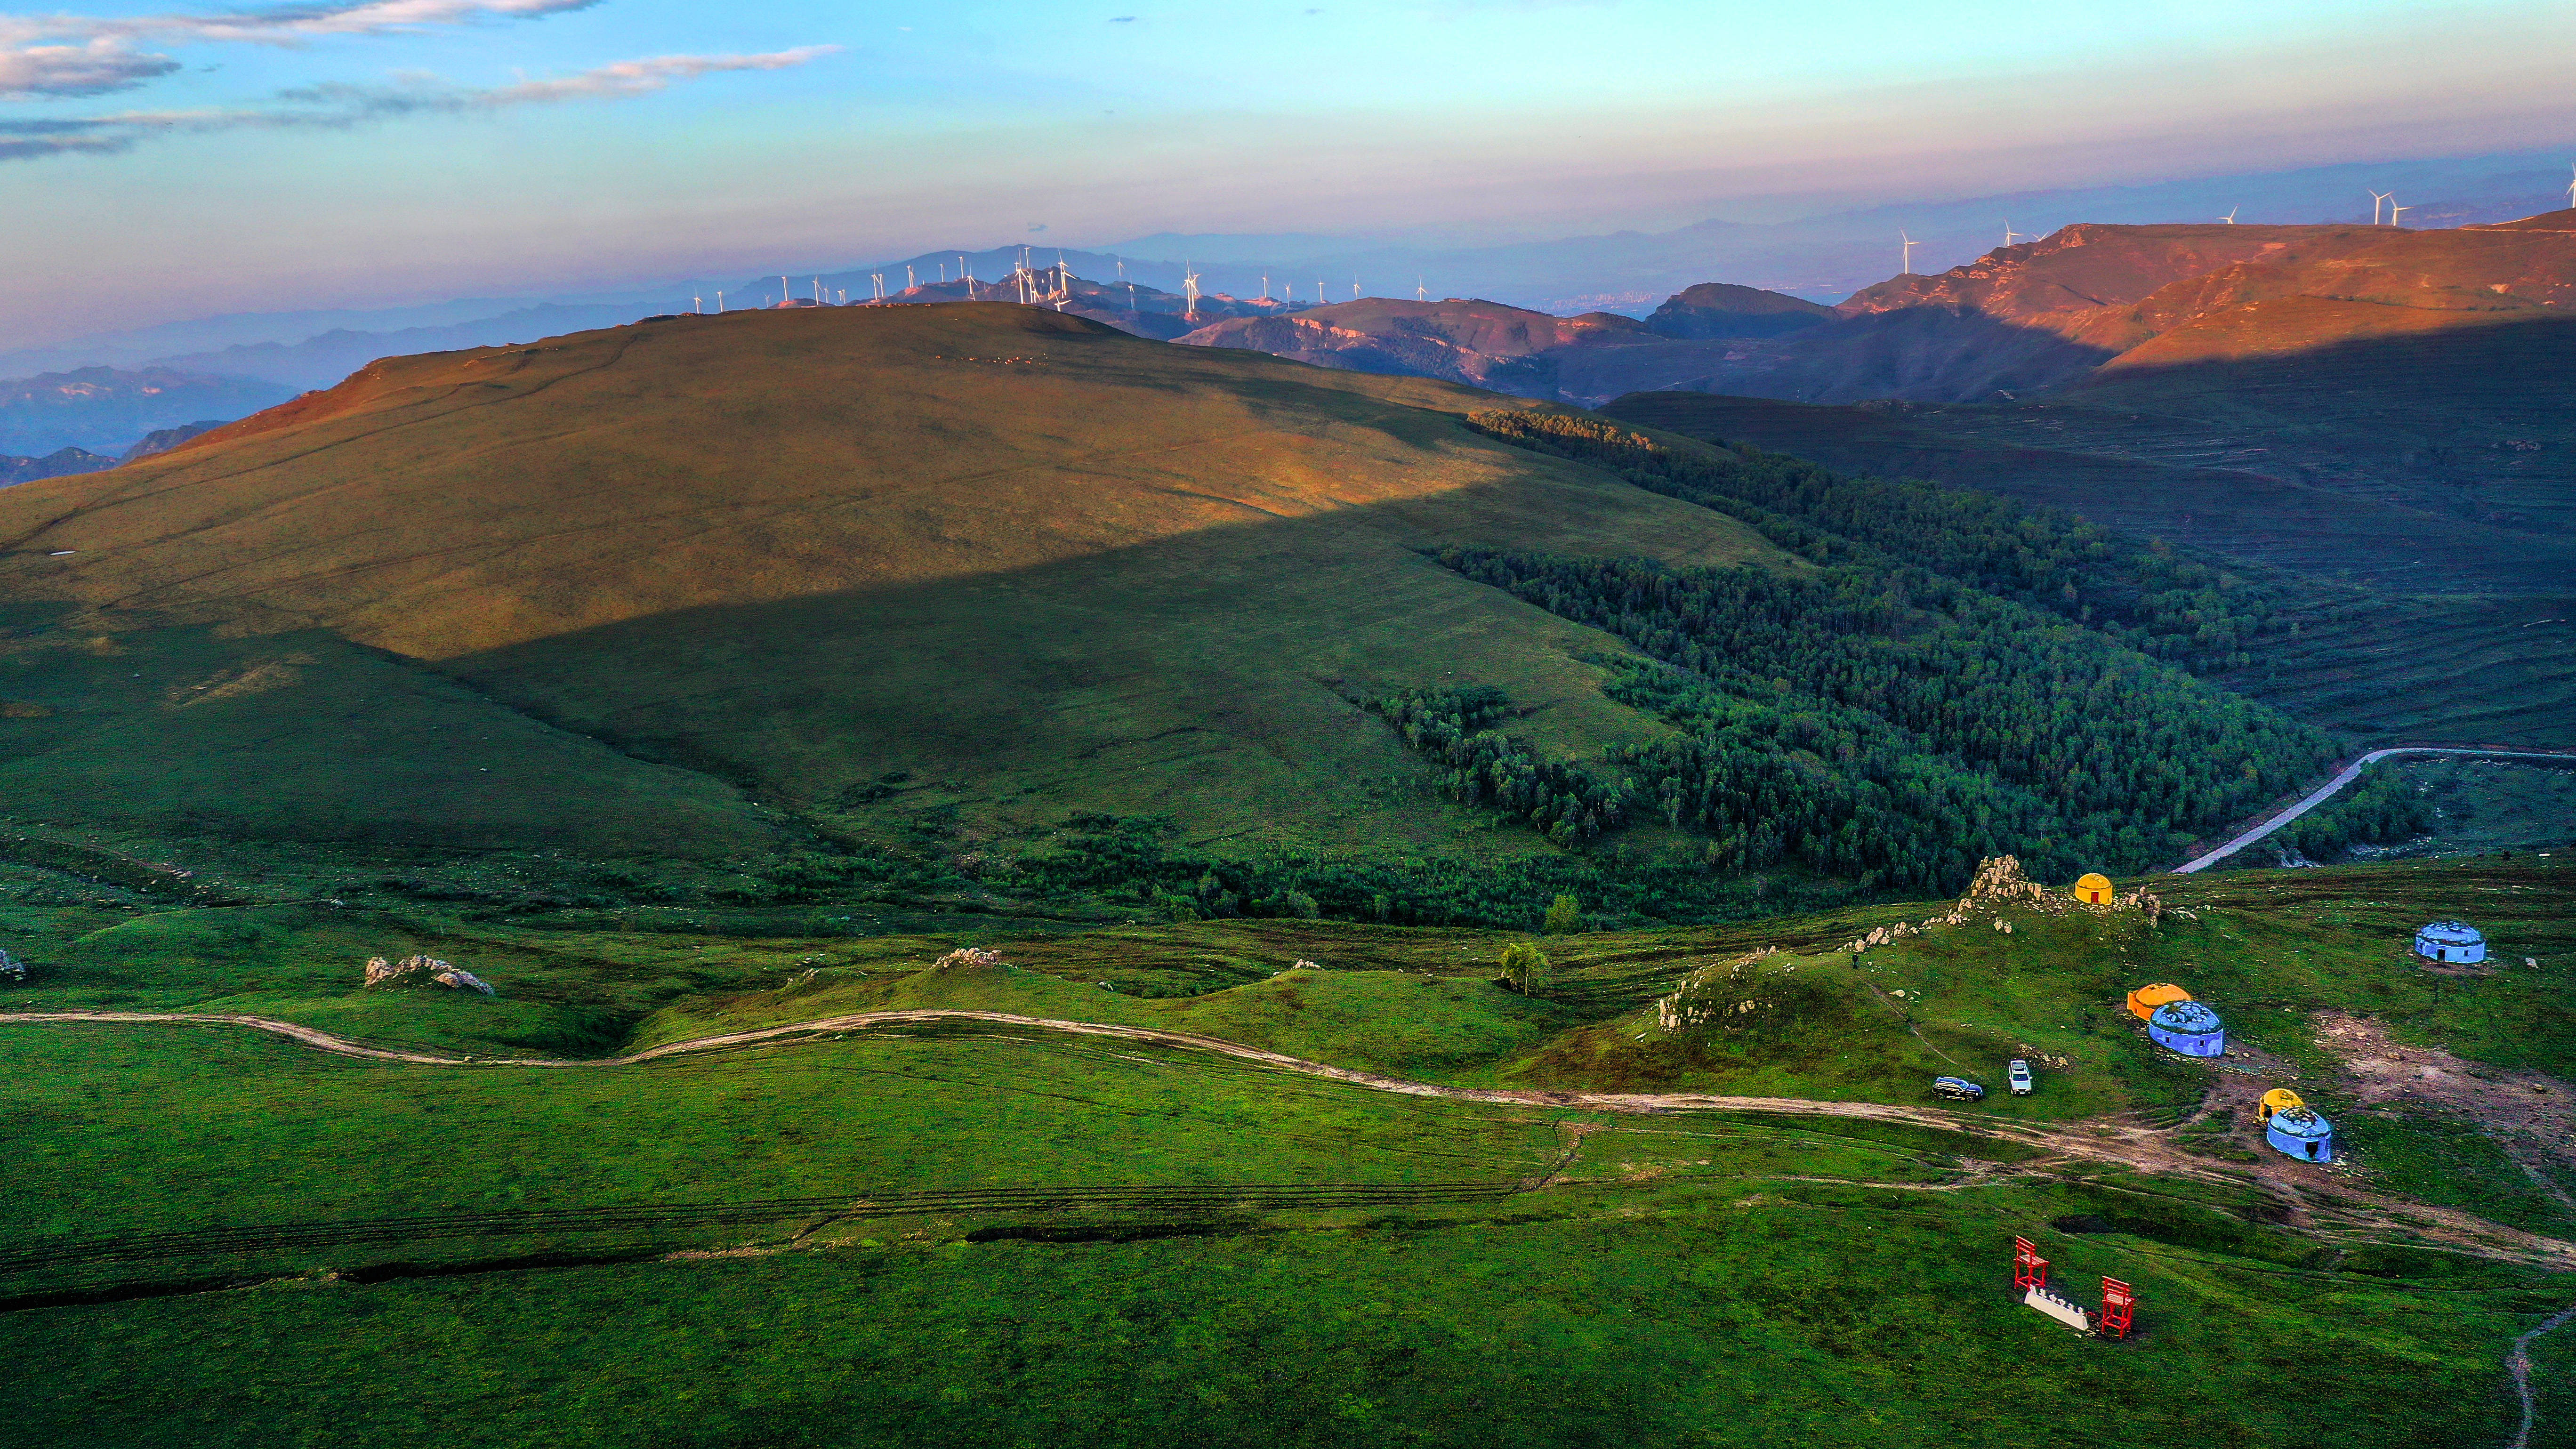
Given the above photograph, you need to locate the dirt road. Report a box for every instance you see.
[11,1005,2575,1270]
[2169,746,2576,874]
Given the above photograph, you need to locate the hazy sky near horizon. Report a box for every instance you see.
[6,0,2574,345]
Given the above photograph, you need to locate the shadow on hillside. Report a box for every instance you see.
[1553,306,2116,408]
[437,473,1770,857]
[1599,392,2576,595]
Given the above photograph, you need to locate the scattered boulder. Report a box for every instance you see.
[0,947,24,981]
[363,954,494,993]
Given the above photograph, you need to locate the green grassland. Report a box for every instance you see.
[5,848,2575,1444]
[4,857,2575,1445]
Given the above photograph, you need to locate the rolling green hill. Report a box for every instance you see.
[0,302,2365,926]
[0,305,1788,875]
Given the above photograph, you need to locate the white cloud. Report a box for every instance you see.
[0,46,837,158]
[0,1,601,100]
[0,39,183,98]
[0,1,601,48]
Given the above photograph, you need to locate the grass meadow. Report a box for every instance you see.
[2,856,2573,1445]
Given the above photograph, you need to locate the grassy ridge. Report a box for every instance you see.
[0,304,1800,877]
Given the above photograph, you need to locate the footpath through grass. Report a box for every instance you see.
[5,855,2575,1447]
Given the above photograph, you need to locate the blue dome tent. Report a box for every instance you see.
[2148,999,2226,1057]
[2266,1104,2334,1162]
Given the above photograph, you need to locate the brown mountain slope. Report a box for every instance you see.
[1598,215,2570,408]
[0,303,1790,854]
[1642,284,1833,339]
[1174,299,1653,398]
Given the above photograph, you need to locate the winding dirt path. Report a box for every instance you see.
[2510,1304,2576,1449]
[2169,746,2576,874]
[10,1005,2576,1269]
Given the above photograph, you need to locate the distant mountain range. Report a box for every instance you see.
[0,368,293,459]
[5,146,2567,461]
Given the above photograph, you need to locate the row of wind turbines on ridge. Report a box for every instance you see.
[1890,167,2576,278]
[687,248,1433,322]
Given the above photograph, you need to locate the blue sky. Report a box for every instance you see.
[6,0,2573,343]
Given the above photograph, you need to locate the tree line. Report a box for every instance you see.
[1365,686,1630,844]
[1398,546,2333,891]
[1465,409,2279,671]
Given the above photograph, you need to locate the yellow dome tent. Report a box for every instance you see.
[2073,872,2115,905]
[2127,982,2193,1020]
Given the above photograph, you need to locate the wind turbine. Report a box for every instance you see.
[1416,276,1427,303]
[716,290,725,313]
[1352,276,1360,300]
[2389,199,2411,227]
[692,295,702,314]
[1899,229,1919,274]
[1260,271,1271,301]
[781,276,789,308]
[1183,262,1201,323]
[2001,220,2028,246]
[2566,162,2576,209]
[2218,207,2238,224]
[2367,190,2391,225]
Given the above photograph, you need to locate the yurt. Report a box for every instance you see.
[2127,982,2193,1021]
[2265,1102,2334,1162]
[2257,1087,2306,1126]
[2148,998,2226,1057]
[2073,873,2115,906]
[2413,921,2486,965]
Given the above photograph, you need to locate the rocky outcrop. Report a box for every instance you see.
[363,954,495,994]
[929,947,1005,971]
[0,947,24,981]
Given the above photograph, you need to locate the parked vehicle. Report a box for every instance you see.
[2008,1060,2035,1095]
[1932,1076,1985,1102]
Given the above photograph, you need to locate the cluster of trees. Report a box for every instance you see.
[1365,686,1632,843]
[1465,409,2279,671]
[2269,767,2433,863]
[1005,813,1855,931]
[1424,548,2334,889]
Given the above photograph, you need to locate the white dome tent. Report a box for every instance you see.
[2413,921,2486,965]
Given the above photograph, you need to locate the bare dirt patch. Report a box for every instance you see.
[2314,1012,2576,1164]
[2313,1011,2576,1211]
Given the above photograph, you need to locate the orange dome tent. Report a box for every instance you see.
[2127,982,2192,1021]
[2074,873,2115,905]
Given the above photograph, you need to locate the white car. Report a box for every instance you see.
[2007,1059,2036,1095]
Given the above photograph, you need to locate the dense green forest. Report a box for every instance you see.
[2262,767,2433,865]
[1422,547,2330,889]
[1363,686,1632,844]
[1465,409,2277,670]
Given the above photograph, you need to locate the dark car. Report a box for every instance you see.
[1931,1076,1986,1102]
